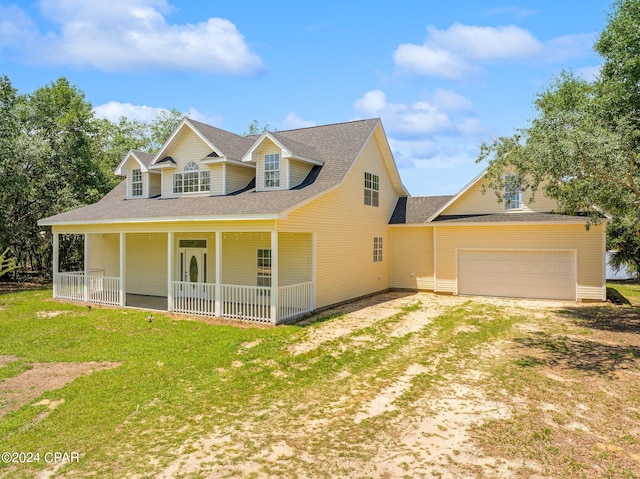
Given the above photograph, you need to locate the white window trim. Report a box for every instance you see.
[373,236,383,263]
[264,153,281,189]
[504,175,523,210]
[257,248,272,287]
[172,162,211,195]
[131,168,143,198]
[364,172,379,207]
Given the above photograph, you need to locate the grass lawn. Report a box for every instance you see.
[0,286,639,478]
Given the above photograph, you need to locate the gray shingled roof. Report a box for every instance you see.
[430,212,590,224]
[389,196,453,224]
[272,132,321,163]
[187,118,255,161]
[133,150,155,166]
[40,119,380,225]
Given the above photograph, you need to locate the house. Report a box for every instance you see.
[38,118,606,324]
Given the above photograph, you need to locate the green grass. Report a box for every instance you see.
[1,288,639,478]
[608,281,640,305]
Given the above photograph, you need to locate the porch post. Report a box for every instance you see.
[84,233,89,302]
[215,231,221,316]
[311,232,316,310]
[167,232,174,312]
[270,231,279,324]
[52,232,59,298]
[119,233,126,307]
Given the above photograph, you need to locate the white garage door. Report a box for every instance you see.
[458,250,576,300]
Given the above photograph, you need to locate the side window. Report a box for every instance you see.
[131,168,143,197]
[257,249,272,287]
[504,175,522,210]
[264,153,280,188]
[364,172,379,206]
[373,236,383,262]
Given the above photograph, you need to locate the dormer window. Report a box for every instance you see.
[504,175,522,210]
[131,168,143,197]
[264,153,280,188]
[173,162,211,194]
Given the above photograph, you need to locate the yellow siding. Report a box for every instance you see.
[221,232,271,285]
[278,127,397,308]
[443,178,558,215]
[390,227,434,290]
[53,220,276,235]
[207,164,224,196]
[126,233,167,296]
[161,130,213,197]
[88,233,120,277]
[289,159,313,188]
[226,164,255,194]
[149,173,161,197]
[434,223,604,300]
[279,233,312,286]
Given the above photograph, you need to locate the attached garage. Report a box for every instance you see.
[457,250,577,300]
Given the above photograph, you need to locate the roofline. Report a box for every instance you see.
[278,119,383,217]
[390,218,592,227]
[241,131,288,163]
[375,121,410,198]
[425,169,487,222]
[38,213,280,227]
[201,158,255,169]
[149,118,224,166]
[114,150,150,175]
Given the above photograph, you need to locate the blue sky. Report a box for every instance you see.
[0,0,611,196]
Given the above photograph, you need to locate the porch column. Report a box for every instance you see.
[52,232,59,298]
[311,232,316,310]
[84,233,89,302]
[215,231,221,316]
[270,231,279,324]
[167,232,174,312]
[119,233,126,307]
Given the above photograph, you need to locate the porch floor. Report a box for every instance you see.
[126,294,168,312]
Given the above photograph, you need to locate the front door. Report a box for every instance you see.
[178,246,207,298]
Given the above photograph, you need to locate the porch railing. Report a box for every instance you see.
[55,272,85,302]
[278,282,314,323]
[221,284,271,323]
[172,281,215,316]
[88,275,120,306]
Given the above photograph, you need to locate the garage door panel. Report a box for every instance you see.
[458,250,576,300]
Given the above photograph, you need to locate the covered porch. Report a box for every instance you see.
[52,230,315,324]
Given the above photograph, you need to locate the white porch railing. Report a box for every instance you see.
[172,281,215,316]
[278,282,314,323]
[55,272,85,302]
[89,275,120,306]
[221,284,271,323]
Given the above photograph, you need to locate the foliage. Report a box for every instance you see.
[607,216,640,279]
[243,119,271,136]
[0,75,183,279]
[477,0,640,273]
[0,247,17,277]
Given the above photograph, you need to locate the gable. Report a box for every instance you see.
[439,175,559,216]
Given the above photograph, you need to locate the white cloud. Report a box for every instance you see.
[1,0,263,74]
[281,113,317,130]
[353,89,481,137]
[577,65,601,82]
[394,23,592,79]
[94,101,222,126]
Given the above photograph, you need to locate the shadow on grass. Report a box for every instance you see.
[515,332,640,375]
[606,287,632,306]
[556,304,640,334]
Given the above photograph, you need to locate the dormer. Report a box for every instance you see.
[115,150,161,199]
[148,118,256,198]
[242,131,324,191]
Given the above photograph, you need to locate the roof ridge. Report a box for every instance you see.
[271,117,379,134]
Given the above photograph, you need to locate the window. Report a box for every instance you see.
[504,175,522,210]
[264,153,280,188]
[373,237,383,262]
[131,168,143,197]
[364,172,379,206]
[173,162,211,194]
[257,249,272,287]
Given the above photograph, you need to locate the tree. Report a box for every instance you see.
[0,247,17,277]
[477,0,640,274]
[243,119,271,136]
